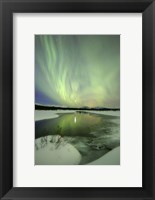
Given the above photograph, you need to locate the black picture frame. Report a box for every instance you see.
[0,0,155,199]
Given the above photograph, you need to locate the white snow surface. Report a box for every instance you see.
[86,110,120,117]
[35,110,120,121]
[88,146,120,165]
[35,110,75,121]
[35,135,81,165]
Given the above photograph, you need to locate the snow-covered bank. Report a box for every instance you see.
[88,146,120,165]
[35,135,81,165]
[35,110,120,121]
[35,110,76,121]
[87,110,120,117]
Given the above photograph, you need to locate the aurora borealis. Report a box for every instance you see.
[35,35,120,108]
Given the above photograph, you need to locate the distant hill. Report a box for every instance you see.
[35,104,120,111]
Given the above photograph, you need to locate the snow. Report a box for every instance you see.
[35,135,81,165]
[35,110,120,121]
[35,110,75,121]
[88,146,120,165]
[86,110,120,117]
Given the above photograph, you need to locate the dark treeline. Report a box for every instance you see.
[35,104,120,111]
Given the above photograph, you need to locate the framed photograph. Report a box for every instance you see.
[35,34,120,166]
[0,0,155,199]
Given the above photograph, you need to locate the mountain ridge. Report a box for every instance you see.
[35,104,120,111]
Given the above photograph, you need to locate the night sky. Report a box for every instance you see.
[35,35,120,108]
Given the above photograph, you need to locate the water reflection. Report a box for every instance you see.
[35,112,120,165]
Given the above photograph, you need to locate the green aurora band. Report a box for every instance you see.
[35,35,120,108]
